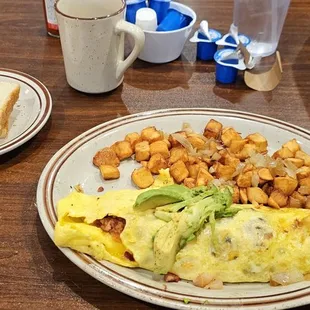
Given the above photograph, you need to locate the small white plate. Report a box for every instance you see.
[37,109,310,310]
[0,68,52,155]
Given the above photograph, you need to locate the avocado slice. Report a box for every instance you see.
[133,185,192,211]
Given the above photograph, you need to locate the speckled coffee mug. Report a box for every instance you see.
[55,0,145,93]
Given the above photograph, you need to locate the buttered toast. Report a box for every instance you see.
[0,82,20,138]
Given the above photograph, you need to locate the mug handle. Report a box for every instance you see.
[115,20,145,80]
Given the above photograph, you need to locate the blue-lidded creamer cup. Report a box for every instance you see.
[126,0,147,24]
[214,49,246,84]
[157,8,192,32]
[195,29,222,61]
[149,0,170,24]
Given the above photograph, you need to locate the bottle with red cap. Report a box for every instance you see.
[42,0,59,37]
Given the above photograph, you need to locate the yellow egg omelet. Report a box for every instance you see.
[54,171,310,284]
[172,205,310,282]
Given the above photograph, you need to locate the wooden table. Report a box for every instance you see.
[1,0,310,309]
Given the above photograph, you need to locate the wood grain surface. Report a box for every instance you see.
[0,0,310,309]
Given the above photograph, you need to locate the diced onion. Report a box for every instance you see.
[171,133,197,155]
[211,179,222,187]
[209,166,216,174]
[212,152,221,161]
[201,149,214,157]
[232,162,245,178]
[251,172,260,187]
[284,159,298,172]
[193,273,215,288]
[270,271,304,286]
[284,167,296,179]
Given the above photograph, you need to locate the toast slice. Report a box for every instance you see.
[0,82,20,138]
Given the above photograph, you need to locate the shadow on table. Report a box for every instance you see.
[125,54,196,92]
[0,116,52,167]
[32,215,164,309]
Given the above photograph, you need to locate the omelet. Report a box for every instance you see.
[172,205,310,282]
[54,169,174,267]
[54,177,310,284]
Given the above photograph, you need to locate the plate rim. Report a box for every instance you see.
[0,68,52,155]
[36,108,310,310]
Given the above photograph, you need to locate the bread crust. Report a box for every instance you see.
[0,83,20,138]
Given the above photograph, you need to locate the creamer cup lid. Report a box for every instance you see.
[214,49,246,70]
[216,33,251,47]
[190,29,222,43]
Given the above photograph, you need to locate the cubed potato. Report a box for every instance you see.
[258,168,273,181]
[236,171,253,188]
[170,160,189,183]
[306,197,310,209]
[298,186,310,195]
[274,176,298,196]
[295,150,310,166]
[296,166,310,180]
[232,186,240,203]
[141,126,162,143]
[141,161,148,167]
[236,144,257,160]
[163,138,171,149]
[246,133,268,153]
[197,161,209,171]
[93,147,120,167]
[168,131,187,147]
[239,188,248,204]
[99,165,120,180]
[135,141,150,162]
[243,163,254,173]
[147,153,168,174]
[285,158,304,168]
[169,146,189,165]
[299,177,310,187]
[247,187,268,204]
[291,191,307,206]
[196,168,214,186]
[202,156,212,166]
[112,140,133,161]
[188,155,197,165]
[131,167,154,189]
[270,189,288,207]
[229,139,248,154]
[203,119,223,139]
[187,163,200,179]
[150,140,170,159]
[282,139,300,155]
[288,196,302,208]
[183,178,196,189]
[208,140,219,155]
[268,196,280,209]
[125,132,141,148]
[224,154,240,169]
[215,163,235,181]
[273,147,294,159]
[221,127,242,147]
[187,134,206,150]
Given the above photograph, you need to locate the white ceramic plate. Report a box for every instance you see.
[37,109,310,310]
[0,68,52,155]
